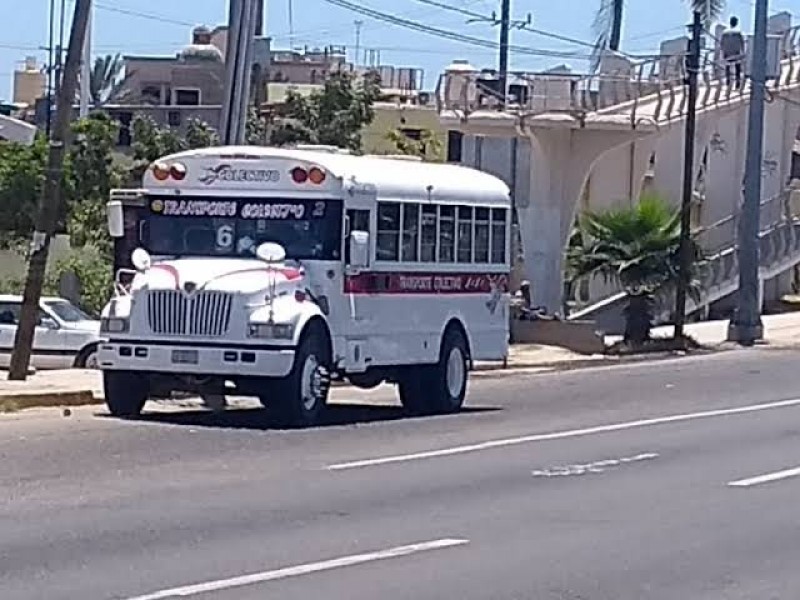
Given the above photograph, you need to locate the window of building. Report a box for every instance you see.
[174,88,201,106]
[457,206,473,263]
[167,110,182,127]
[141,85,162,105]
[447,130,463,163]
[376,202,401,261]
[491,208,507,264]
[401,203,419,262]
[420,205,437,262]
[438,205,455,263]
[474,207,490,263]
[400,128,422,141]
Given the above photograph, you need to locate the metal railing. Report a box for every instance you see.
[566,190,800,321]
[437,25,800,128]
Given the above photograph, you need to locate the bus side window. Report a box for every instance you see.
[346,209,370,263]
[377,203,401,261]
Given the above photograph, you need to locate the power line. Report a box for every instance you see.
[407,0,600,51]
[321,0,591,60]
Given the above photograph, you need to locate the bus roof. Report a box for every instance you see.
[155,146,512,206]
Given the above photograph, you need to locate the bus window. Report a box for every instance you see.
[457,206,473,263]
[420,205,437,262]
[491,208,507,263]
[474,207,490,263]
[377,202,401,261]
[401,204,419,262]
[439,206,455,263]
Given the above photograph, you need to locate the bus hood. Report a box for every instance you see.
[133,258,305,295]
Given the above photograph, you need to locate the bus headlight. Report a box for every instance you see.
[101,317,129,333]
[248,323,294,339]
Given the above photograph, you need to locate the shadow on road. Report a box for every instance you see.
[109,403,500,431]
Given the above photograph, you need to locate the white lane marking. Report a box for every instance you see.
[328,397,800,471]
[122,538,469,600]
[532,452,659,478]
[728,466,800,488]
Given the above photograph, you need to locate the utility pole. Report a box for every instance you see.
[728,0,768,345]
[354,20,363,68]
[45,0,56,137]
[79,3,92,117]
[674,10,702,339]
[498,0,511,106]
[221,0,258,145]
[8,0,92,380]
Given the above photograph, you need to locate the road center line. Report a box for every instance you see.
[121,538,469,600]
[728,466,800,488]
[327,397,800,471]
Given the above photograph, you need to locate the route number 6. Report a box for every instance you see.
[216,224,234,248]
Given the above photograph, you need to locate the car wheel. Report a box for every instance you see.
[74,343,99,369]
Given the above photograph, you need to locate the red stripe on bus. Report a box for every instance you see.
[344,272,510,295]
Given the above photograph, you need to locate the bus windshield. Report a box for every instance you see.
[142,197,343,260]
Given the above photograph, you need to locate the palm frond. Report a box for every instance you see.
[689,0,725,26]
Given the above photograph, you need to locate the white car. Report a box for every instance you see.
[0,295,102,370]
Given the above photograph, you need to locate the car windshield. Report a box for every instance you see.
[44,300,92,322]
[143,197,343,260]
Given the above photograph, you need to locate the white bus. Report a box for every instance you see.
[99,146,511,426]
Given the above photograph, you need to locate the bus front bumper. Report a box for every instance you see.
[98,340,296,378]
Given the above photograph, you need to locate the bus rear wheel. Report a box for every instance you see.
[399,328,469,415]
[103,371,148,418]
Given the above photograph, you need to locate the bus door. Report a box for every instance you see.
[339,206,374,372]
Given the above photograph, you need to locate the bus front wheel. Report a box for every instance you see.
[270,328,331,428]
[399,328,469,416]
[103,371,149,418]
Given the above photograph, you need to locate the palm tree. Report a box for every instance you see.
[88,54,132,108]
[592,0,727,68]
[567,195,703,345]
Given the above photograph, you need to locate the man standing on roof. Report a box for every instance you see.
[721,16,746,89]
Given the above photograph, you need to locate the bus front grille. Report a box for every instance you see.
[147,291,233,337]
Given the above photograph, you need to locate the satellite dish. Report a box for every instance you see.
[255,242,287,264]
[131,248,152,272]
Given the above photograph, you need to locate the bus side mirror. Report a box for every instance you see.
[107,200,124,238]
[348,231,370,270]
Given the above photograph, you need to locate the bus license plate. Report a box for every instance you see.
[171,349,199,365]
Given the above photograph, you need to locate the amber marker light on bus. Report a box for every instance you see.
[308,167,326,184]
[152,163,170,181]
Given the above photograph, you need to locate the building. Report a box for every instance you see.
[12,57,45,108]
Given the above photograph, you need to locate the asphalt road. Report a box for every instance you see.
[3,347,800,599]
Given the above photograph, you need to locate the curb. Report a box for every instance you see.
[0,346,728,413]
[0,390,97,412]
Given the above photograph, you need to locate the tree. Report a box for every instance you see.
[384,128,443,161]
[88,54,132,107]
[592,0,726,68]
[0,137,48,246]
[567,195,703,345]
[270,71,382,151]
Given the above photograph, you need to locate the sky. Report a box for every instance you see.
[3,0,800,101]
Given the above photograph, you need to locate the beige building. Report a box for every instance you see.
[362,102,445,157]
[12,57,45,107]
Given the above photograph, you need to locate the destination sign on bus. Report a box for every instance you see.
[149,199,328,220]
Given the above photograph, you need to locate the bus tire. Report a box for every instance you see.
[271,327,331,428]
[399,327,469,415]
[103,371,148,418]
